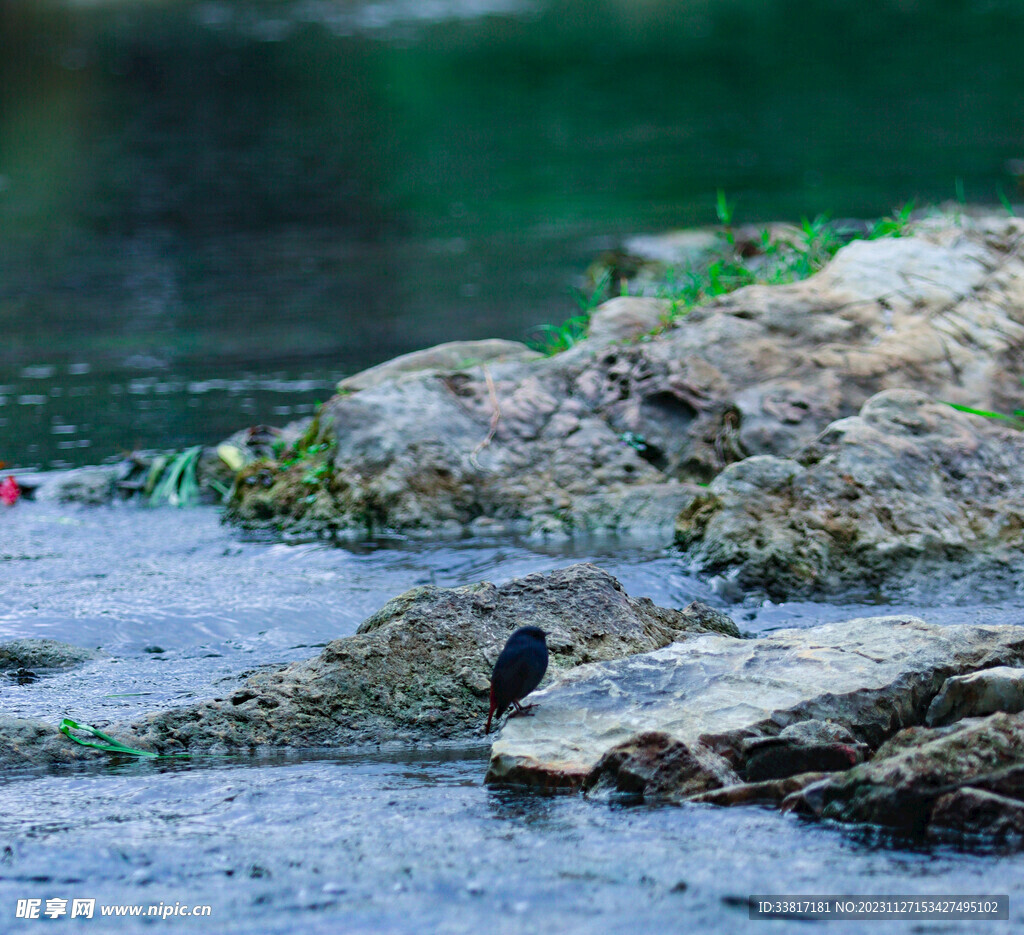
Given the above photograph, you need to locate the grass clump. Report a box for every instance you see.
[945,402,1024,428]
[655,193,869,321]
[527,270,611,355]
[147,446,202,507]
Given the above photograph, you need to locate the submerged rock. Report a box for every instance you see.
[116,564,737,755]
[225,213,1024,554]
[676,389,1024,600]
[486,616,1024,789]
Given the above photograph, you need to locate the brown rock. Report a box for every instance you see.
[581,731,740,802]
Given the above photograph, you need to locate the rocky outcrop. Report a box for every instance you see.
[486,616,1024,789]
[226,213,1024,547]
[788,712,1024,838]
[108,564,736,756]
[676,389,1024,600]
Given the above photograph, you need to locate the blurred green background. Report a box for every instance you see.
[2,0,1023,468]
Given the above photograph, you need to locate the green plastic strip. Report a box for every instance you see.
[60,718,187,758]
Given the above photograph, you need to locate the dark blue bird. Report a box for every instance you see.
[486,626,549,734]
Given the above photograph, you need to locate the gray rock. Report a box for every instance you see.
[227,214,1024,549]
[622,228,722,268]
[0,638,99,672]
[778,719,858,745]
[32,467,120,505]
[485,615,1024,788]
[676,389,1024,599]
[337,339,541,393]
[926,666,1024,726]
[0,716,103,768]
[559,483,703,539]
[117,564,738,754]
[586,297,668,345]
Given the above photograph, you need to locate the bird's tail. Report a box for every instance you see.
[485,685,497,735]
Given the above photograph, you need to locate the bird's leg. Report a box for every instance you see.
[507,700,538,719]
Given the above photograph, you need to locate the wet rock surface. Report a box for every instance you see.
[0,716,98,768]
[790,711,1024,839]
[225,214,1024,557]
[676,389,1024,600]
[583,731,740,802]
[0,638,100,679]
[108,564,737,756]
[486,616,1024,790]
[689,771,829,808]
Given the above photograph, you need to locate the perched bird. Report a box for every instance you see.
[486,626,549,734]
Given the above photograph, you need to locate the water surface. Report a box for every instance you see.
[2,503,1023,933]
[3,0,1024,467]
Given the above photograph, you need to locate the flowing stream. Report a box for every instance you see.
[2,502,1023,933]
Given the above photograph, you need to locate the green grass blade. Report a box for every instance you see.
[60,718,161,757]
[60,718,223,758]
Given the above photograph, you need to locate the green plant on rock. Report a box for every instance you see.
[870,201,915,239]
[147,446,202,507]
[945,398,1024,430]
[527,270,612,356]
[280,441,331,470]
[302,462,331,485]
[527,314,591,356]
[658,200,852,321]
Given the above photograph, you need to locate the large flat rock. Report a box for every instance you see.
[486,616,1024,787]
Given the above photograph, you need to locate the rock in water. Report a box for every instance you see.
[486,616,1024,788]
[787,711,1024,836]
[486,627,549,734]
[226,214,1024,558]
[676,389,1024,600]
[112,564,737,755]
